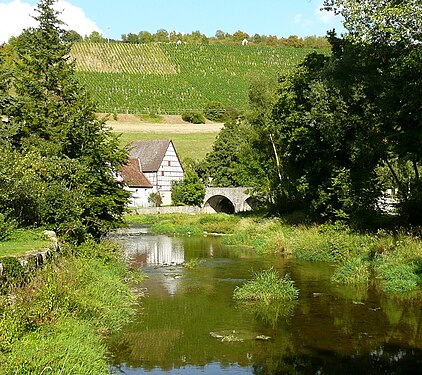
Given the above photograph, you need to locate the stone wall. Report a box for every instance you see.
[132,206,202,215]
[0,230,60,277]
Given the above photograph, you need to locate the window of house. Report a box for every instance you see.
[162,171,165,176]
[168,160,171,166]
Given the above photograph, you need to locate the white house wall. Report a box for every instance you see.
[126,186,157,208]
[157,142,184,192]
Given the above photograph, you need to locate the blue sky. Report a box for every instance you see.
[0,0,346,44]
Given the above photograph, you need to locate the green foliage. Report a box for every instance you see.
[0,214,14,241]
[182,111,206,124]
[0,256,26,292]
[198,120,254,187]
[323,0,422,45]
[249,26,421,225]
[0,240,137,372]
[233,268,299,303]
[171,169,205,206]
[331,257,371,285]
[148,192,163,207]
[0,318,108,375]
[0,0,129,241]
[203,100,227,122]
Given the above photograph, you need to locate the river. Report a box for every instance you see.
[108,227,421,374]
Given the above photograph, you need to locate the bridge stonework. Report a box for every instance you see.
[203,187,253,214]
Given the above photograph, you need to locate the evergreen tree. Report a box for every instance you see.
[0,0,129,241]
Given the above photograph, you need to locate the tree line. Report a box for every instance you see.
[66,29,330,49]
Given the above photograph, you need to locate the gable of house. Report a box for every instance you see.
[124,139,184,206]
[129,140,171,172]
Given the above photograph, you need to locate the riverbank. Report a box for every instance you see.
[125,213,422,295]
[0,240,142,374]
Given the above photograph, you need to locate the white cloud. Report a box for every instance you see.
[0,0,101,44]
[293,13,313,29]
[314,1,338,25]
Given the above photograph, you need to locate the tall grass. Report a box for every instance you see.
[233,268,299,303]
[0,240,139,374]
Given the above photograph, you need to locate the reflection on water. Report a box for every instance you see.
[108,228,422,374]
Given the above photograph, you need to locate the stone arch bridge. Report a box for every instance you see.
[203,187,256,214]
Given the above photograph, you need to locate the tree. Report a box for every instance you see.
[322,0,422,45]
[154,29,169,42]
[63,30,82,43]
[198,119,259,189]
[138,30,153,43]
[0,0,129,241]
[84,30,107,43]
[172,169,205,206]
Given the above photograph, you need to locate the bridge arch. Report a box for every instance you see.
[203,195,235,214]
[202,187,253,214]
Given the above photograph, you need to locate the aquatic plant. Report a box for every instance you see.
[331,257,371,285]
[183,258,202,269]
[233,268,299,303]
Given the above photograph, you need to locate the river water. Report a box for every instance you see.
[108,227,421,374]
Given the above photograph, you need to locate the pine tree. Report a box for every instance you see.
[0,0,129,241]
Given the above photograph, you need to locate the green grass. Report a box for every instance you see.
[117,131,219,161]
[0,229,50,257]
[233,268,299,303]
[0,240,140,374]
[125,213,422,293]
[72,42,328,114]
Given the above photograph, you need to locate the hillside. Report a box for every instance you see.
[71,42,329,114]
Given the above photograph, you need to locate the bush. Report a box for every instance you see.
[0,214,14,241]
[203,101,227,122]
[182,111,206,124]
[171,170,205,206]
[0,257,27,293]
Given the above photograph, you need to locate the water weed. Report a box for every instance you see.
[233,268,299,303]
[331,257,371,285]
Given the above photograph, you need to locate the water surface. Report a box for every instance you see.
[108,228,421,374]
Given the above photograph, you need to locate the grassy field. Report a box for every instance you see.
[108,115,222,160]
[72,42,328,114]
[0,229,50,257]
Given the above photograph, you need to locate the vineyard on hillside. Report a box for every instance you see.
[71,43,329,114]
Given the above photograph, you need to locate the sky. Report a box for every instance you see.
[0,0,346,44]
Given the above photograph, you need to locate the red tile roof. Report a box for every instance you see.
[120,159,153,187]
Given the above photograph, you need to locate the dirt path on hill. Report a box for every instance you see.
[104,114,224,133]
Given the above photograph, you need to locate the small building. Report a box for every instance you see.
[120,140,184,207]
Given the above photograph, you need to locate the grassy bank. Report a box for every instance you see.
[125,213,422,294]
[0,240,141,374]
[0,229,50,257]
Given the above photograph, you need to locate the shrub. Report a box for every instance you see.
[203,100,227,122]
[148,192,163,207]
[171,170,205,206]
[182,111,206,124]
[0,257,27,293]
[0,214,14,241]
[233,268,299,303]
